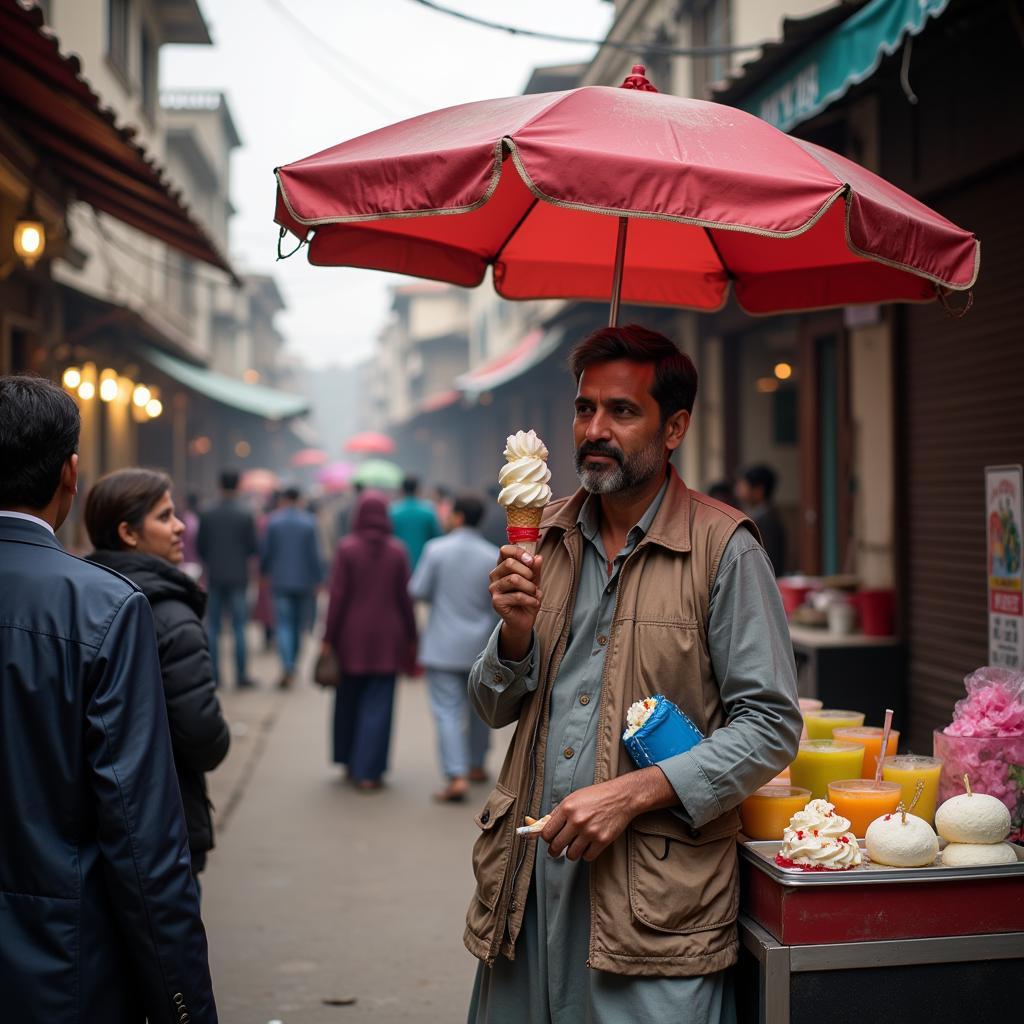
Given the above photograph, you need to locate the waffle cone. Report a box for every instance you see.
[505,505,544,529]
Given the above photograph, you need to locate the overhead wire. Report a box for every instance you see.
[261,0,419,119]
[404,0,768,57]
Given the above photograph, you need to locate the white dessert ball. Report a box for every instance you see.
[865,813,939,867]
[935,793,1011,844]
[941,842,1018,867]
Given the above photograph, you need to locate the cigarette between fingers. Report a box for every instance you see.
[516,813,550,836]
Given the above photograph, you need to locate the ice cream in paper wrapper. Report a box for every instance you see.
[497,429,552,553]
[622,695,703,769]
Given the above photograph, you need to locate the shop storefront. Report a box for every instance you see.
[716,0,1023,750]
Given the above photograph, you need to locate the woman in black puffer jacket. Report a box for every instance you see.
[85,469,230,887]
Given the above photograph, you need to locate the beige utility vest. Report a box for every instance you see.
[464,471,755,977]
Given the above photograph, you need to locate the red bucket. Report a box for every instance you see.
[777,579,815,616]
[853,589,895,636]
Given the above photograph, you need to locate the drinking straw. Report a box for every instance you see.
[874,708,894,784]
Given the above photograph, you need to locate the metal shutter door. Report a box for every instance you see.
[901,164,1024,752]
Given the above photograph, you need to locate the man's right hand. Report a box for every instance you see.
[489,545,543,662]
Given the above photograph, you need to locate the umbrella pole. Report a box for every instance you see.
[608,217,629,327]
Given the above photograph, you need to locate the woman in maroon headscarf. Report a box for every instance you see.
[322,491,417,789]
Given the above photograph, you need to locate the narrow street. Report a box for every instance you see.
[203,636,511,1024]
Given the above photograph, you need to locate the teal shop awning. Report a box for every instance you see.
[140,345,310,421]
[733,0,950,133]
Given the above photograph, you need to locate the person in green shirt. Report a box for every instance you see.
[389,475,442,570]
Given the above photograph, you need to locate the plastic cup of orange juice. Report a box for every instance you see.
[827,779,902,837]
[740,786,811,840]
[833,726,900,779]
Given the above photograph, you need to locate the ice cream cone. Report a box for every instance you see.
[506,504,543,553]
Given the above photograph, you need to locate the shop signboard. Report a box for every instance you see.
[986,464,1024,668]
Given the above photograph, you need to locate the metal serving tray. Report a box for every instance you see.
[739,839,1024,945]
[740,838,1024,887]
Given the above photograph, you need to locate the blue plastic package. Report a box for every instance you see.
[622,694,704,768]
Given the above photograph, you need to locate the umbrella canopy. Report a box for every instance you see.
[316,460,357,491]
[352,458,403,490]
[344,431,396,455]
[275,67,978,316]
[291,447,328,468]
[239,468,281,495]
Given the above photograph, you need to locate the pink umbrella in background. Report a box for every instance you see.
[239,468,281,495]
[316,460,357,492]
[344,431,395,455]
[291,447,328,468]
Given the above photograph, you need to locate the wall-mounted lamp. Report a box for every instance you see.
[13,217,46,269]
[99,368,119,402]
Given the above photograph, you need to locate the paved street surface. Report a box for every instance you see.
[203,634,512,1024]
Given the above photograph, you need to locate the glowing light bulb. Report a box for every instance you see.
[99,378,118,402]
[13,219,45,267]
[133,384,151,408]
[78,381,95,400]
[145,398,163,418]
[62,367,82,390]
[774,362,793,381]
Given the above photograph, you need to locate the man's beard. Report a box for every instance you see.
[574,431,666,495]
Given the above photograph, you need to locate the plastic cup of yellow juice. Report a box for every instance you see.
[740,786,811,840]
[804,709,865,740]
[789,740,865,800]
[827,779,902,837]
[882,754,943,825]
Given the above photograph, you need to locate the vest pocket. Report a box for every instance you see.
[626,810,739,934]
[470,783,518,911]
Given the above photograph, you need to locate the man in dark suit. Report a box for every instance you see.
[0,375,217,1023]
[198,468,258,687]
[261,485,324,688]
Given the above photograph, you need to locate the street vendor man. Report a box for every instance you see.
[465,325,802,1023]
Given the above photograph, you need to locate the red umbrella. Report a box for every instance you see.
[275,66,977,320]
[291,447,327,468]
[344,431,395,455]
[239,468,281,495]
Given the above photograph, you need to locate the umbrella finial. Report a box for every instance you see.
[620,65,657,92]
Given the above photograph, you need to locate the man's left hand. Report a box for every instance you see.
[540,766,677,862]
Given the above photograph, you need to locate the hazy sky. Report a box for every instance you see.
[162,0,614,368]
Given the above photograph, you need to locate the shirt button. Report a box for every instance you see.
[579,694,590,706]
[563,746,575,759]
[597,635,608,647]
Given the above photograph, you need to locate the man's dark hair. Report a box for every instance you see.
[401,475,419,497]
[84,468,173,551]
[220,468,240,492]
[0,376,81,509]
[283,485,301,502]
[742,464,777,501]
[453,494,484,528]
[569,324,698,420]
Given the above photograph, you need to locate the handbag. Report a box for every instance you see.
[314,645,342,688]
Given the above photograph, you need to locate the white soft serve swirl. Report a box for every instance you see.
[780,799,862,869]
[498,429,552,508]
